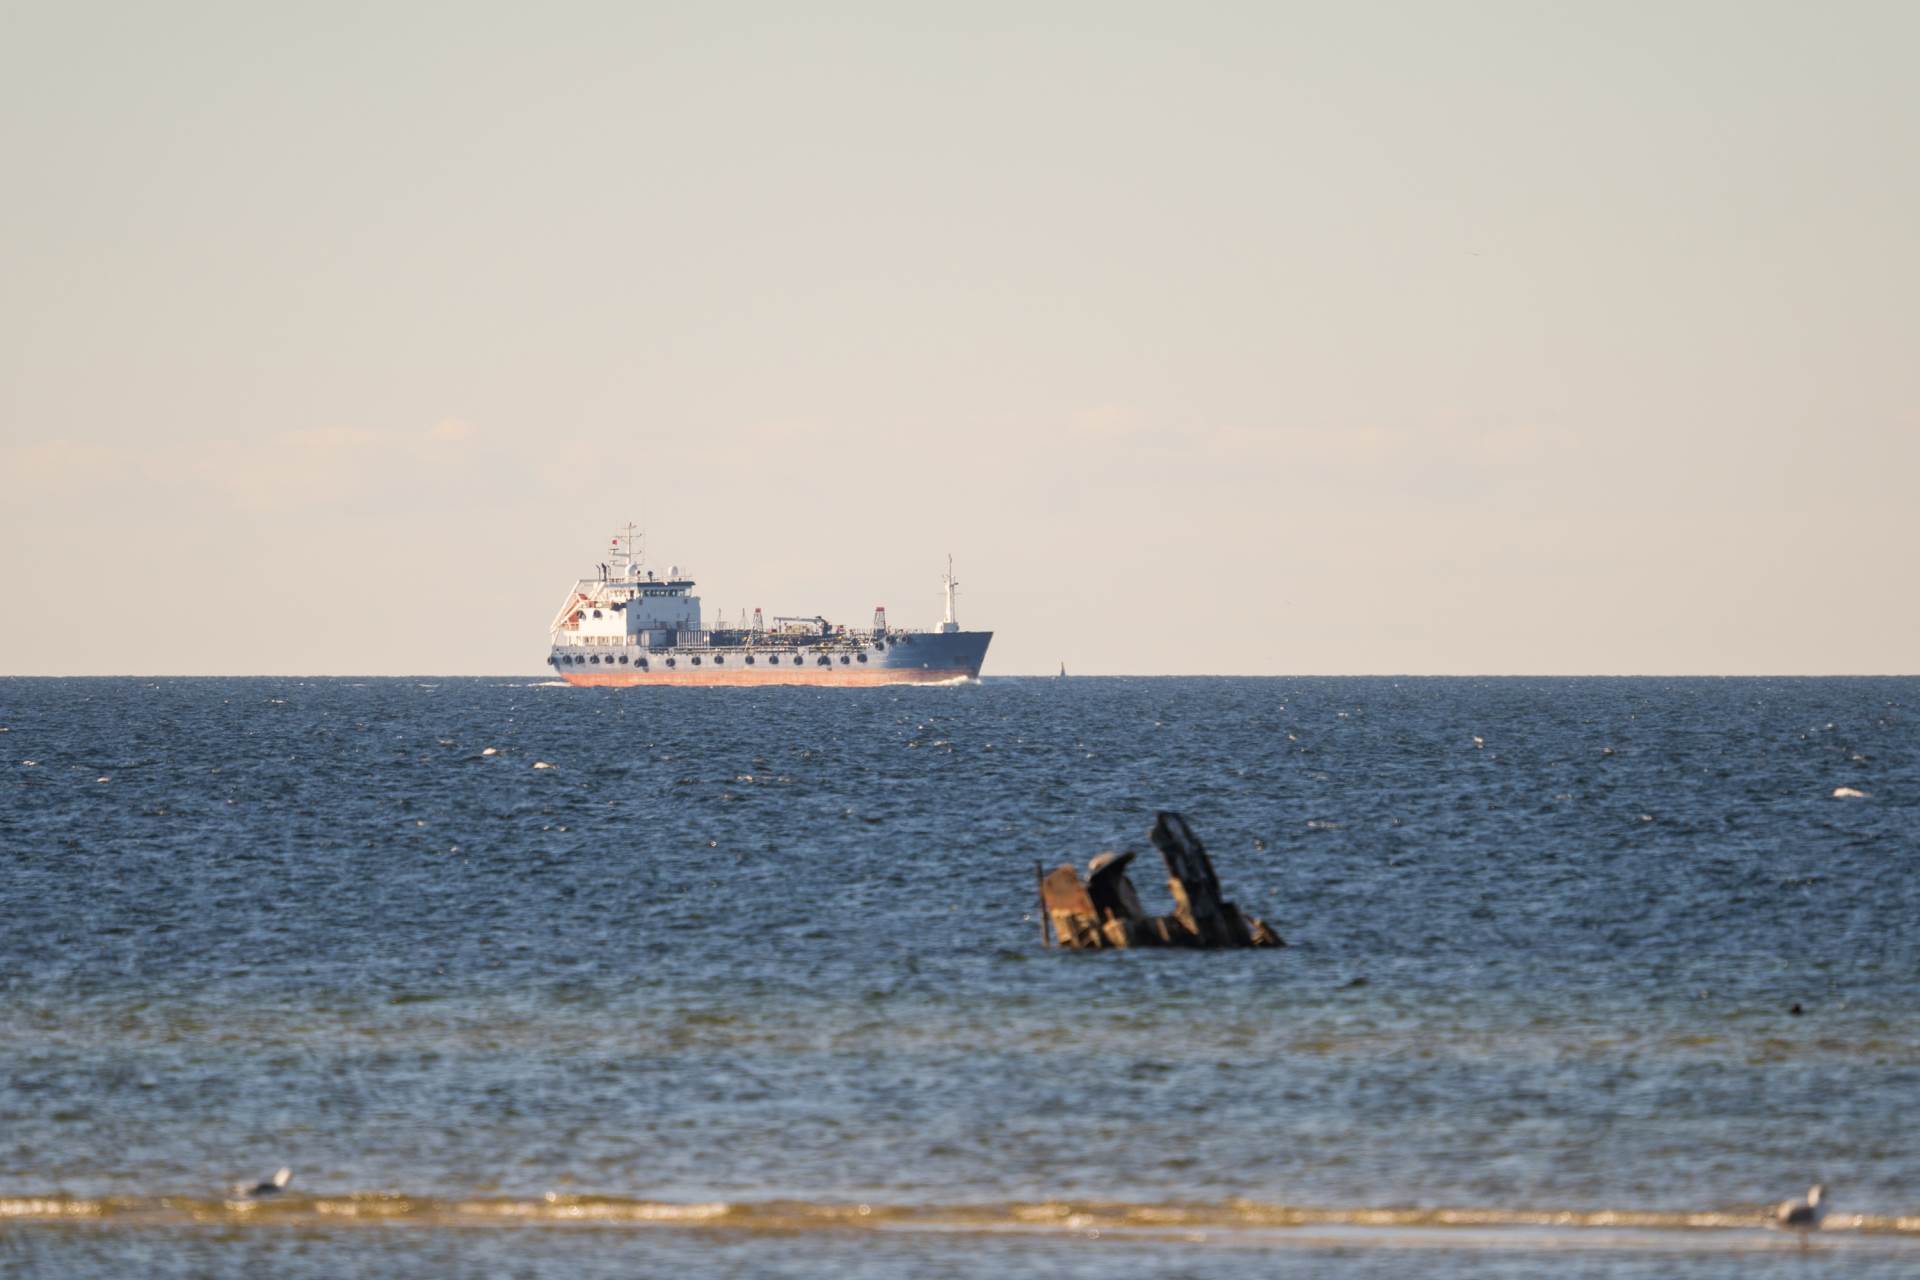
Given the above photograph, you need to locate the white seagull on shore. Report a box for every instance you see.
[231,1167,293,1199]
[1775,1183,1828,1235]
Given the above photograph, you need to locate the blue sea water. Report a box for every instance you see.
[1,676,1917,1277]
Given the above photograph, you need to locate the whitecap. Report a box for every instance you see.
[1832,786,1869,799]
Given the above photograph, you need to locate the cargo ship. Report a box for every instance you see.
[546,528,992,687]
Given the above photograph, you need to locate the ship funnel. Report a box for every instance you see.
[873,605,887,634]
[752,607,763,635]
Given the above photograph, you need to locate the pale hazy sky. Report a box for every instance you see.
[3,2,1915,676]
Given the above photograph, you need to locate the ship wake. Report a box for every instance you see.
[6,1193,1918,1253]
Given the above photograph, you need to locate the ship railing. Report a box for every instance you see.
[657,635,923,652]
[550,627,941,650]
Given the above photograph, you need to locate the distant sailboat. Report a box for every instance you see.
[1058,661,1067,678]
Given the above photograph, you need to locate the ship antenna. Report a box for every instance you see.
[614,521,642,578]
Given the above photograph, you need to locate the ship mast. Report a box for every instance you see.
[940,554,960,633]
[611,522,642,579]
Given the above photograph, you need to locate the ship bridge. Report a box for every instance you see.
[550,526,704,650]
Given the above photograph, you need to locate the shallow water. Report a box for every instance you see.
[2,676,1916,1275]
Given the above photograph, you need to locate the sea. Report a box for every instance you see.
[1,675,1916,1278]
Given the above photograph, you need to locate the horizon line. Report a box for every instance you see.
[3,672,1916,681]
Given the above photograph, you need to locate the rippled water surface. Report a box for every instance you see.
[2,676,1916,1276]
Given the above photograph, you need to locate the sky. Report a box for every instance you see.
[2,1,1915,676]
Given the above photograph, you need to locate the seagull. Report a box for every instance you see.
[231,1167,293,1199]
[1775,1183,1827,1236]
